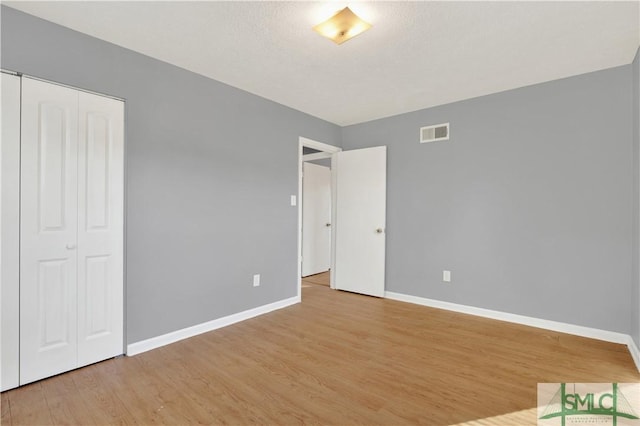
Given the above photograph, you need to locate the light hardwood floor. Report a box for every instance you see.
[2,282,639,425]
[302,271,330,287]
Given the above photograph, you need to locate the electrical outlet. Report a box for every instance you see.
[290,195,297,206]
[443,270,451,283]
[253,274,260,287]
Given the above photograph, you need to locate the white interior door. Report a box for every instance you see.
[333,146,386,297]
[76,91,124,367]
[302,162,331,277]
[20,77,124,385]
[20,78,80,384]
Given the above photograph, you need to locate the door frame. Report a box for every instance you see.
[297,137,341,298]
[1,71,22,391]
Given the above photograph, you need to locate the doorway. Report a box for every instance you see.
[297,137,388,299]
[301,160,331,279]
[297,137,341,298]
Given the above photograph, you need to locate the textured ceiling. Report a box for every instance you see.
[4,1,640,126]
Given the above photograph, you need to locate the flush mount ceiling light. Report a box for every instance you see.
[313,7,372,45]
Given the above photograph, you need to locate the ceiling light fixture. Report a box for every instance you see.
[313,7,372,45]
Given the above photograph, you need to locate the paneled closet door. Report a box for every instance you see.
[20,78,124,385]
[20,78,80,384]
[76,91,124,367]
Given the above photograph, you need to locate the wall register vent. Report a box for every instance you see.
[420,123,449,143]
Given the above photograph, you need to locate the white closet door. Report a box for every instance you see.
[20,78,80,384]
[20,78,124,384]
[76,91,124,366]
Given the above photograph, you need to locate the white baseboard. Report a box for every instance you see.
[385,291,630,345]
[126,290,640,371]
[127,295,300,356]
[627,336,640,372]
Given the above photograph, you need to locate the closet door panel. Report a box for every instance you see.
[77,91,124,366]
[20,78,79,385]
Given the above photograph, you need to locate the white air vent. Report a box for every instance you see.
[420,123,449,143]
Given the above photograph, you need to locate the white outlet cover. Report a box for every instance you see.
[290,195,297,206]
[253,274,260,287]
[443,270,451,282]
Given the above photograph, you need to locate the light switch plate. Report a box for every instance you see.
[290,195,297,206]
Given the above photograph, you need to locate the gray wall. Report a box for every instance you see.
[1,6,341,343]
[3,5,638,344]
[343,66,634,334]
[633,47,640,347]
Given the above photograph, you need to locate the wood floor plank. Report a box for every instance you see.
[1,390,12,426]
[71,359,139,425]
[194,323,404,425]
[41,369,91,426]
[107,354,194,425]
[303,271,330,287]
[3,283,639,425]
[6,382,53,425]
[135,343,251,424]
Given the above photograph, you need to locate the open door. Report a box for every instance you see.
[333,146,386,297]
[302,162,332,277]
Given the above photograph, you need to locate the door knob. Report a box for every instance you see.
[376,228,384,234]
[66,243,77,250]
[326,223,331,227]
